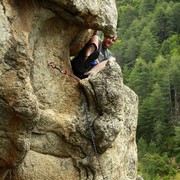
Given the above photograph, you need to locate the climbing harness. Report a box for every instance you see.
[48,62,106,179]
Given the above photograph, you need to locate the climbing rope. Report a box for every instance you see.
[80,90,106,180]
[48,62,106,179]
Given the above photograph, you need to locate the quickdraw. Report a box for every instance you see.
[48,61,80,82]
[48,62,106,179]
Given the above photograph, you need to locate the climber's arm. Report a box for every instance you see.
[84,35,99,59]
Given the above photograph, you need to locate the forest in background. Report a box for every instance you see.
[112,0,180,179]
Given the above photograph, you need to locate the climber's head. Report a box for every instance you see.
[102,34,118,49]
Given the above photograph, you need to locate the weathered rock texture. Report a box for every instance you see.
[0,0,138,179]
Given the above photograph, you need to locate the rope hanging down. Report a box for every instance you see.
[48,62,106,179]
[80,90,106,180]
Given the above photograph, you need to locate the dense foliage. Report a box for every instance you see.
[113,0,180,179]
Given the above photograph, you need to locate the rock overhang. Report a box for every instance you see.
[38,0,118,36]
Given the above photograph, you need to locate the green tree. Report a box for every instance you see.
[127,18,146,39]
[174,123,180,163]
[138,83,169,145]
[150,83,169,145]
[116,1,180,179]
[153,2,175,43]
[137,137,148,160]
[172,3,180,33]
[169,53,180,121]
[161,34,180,56]
[123,37,139,67]
[127,58,153,101]
[137,56,171,145]
[139,0,156,16]
[138,97,155,142]
[152,55,170,91]
[118,5,138,36]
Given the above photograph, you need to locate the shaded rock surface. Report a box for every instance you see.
[0,0,138,179]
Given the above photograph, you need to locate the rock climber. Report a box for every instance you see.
[71,33,118,79]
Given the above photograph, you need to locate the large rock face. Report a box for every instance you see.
[0,0,138,179]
